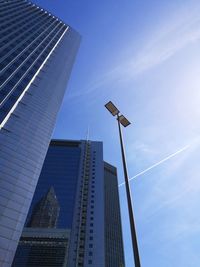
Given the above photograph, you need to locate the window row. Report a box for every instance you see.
[0,15,56,62]
[0,23,64,89]
[0,27,65,124]
[0,2,31,21]
[0,9,47,43]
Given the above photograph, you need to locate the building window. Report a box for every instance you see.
[89,251,93,256]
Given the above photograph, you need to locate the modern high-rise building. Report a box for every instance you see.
[13,186,69,266]
[28,186,60,228]
[104,162,125,267]
[12,228,70,267]
[0,1,80,266]
[12,140,125,267]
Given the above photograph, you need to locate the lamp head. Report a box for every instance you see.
[105,101,119,116]
[118,115,131,127]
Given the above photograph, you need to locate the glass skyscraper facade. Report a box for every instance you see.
[12,228,70,267]
[13,140,125,267]
[0,1,80,266]
[26,140,82,229]
[104,162,125,267]
[28,186,60,228]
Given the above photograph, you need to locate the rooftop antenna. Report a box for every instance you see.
[86,125,90,141]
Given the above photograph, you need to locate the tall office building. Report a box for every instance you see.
[28,186,60,228]
[12,228,70,267]
[104,162,125,267]
[13,140,125,267]
[0,1,80,266]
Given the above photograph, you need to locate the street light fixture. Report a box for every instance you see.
[105,101,141,267]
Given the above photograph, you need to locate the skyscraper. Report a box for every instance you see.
[0,1,80,266]
[104,162,125,267]
[13,140,125,267]
[28,186,60,228]
[12,228,70,267]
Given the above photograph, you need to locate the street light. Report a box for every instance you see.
[105,101,141,267]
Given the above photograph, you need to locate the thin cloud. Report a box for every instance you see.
[118,144,190,187]
[69,2,200,99]
[135,137,200,221]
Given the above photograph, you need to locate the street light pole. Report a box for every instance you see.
[117,114,141,267]
[104,101,141,267]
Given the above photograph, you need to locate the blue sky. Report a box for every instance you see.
[33,1,200,266]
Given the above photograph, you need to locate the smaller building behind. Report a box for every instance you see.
[12,140,125,267]
[13,228,70,267]
[104,162,125,267]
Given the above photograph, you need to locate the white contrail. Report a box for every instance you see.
[119,144,190,187]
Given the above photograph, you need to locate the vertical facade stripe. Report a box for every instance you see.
[0,27,68,129]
